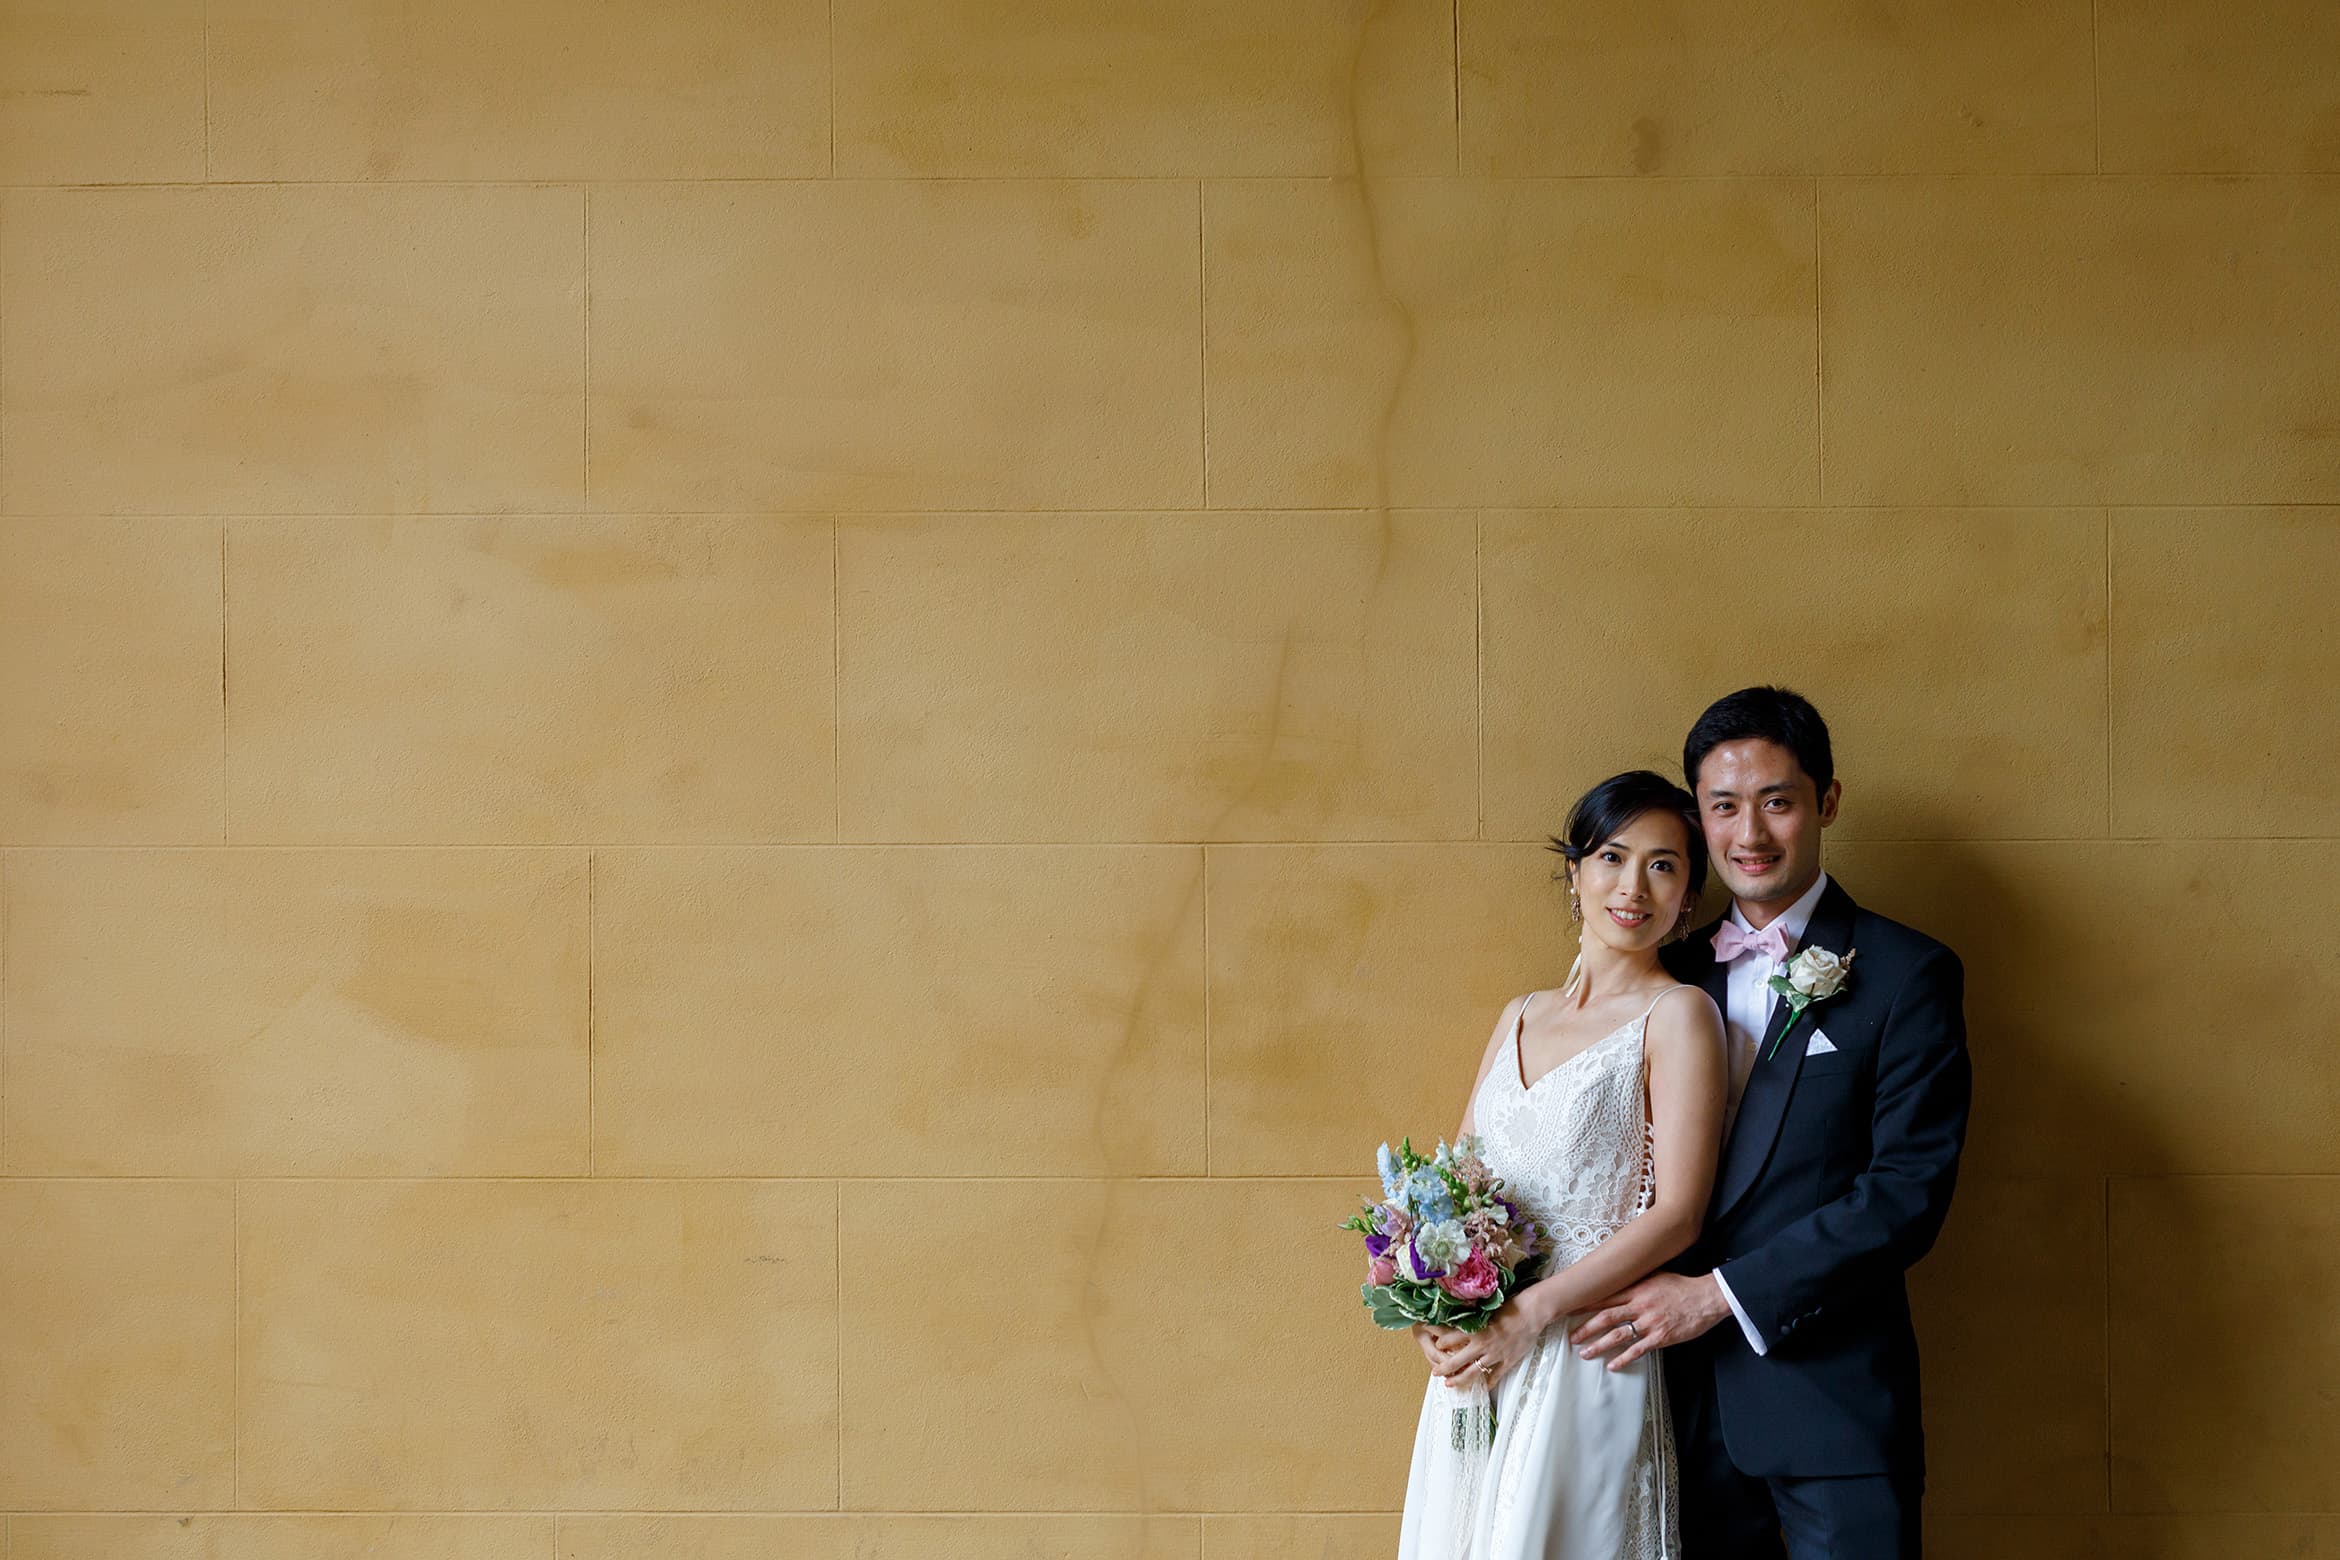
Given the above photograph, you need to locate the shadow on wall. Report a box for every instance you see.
[1839,817,2210,1554]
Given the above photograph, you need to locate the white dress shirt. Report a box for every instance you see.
[1710,869,1831,1357]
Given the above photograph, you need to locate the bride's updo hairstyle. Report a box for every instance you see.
[1543,769,1709,925]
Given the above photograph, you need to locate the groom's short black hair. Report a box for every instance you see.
[1683,686,1835,797]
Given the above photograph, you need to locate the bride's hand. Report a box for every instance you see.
[1411,1321,1469,1369]
[1425,1306,1535,1386]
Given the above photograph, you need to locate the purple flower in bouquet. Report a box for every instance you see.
[1397,1234,1448,1282]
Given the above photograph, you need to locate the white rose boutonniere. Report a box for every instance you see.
[1766,947,1854,1060]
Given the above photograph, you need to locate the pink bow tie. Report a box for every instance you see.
[1712,920,1790,963]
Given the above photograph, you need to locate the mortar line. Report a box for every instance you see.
[1812,178,1825,502]
[2102,511,2114,836]
[0,1172,1596,1183]
[1197,181,1209,508]
[0,1508,1425,1517]
[0,198,8,506]
[586,852,596,1176]
[832,519,843,841]
[40,1508,2340,1518]
[1,854,8,1176]
[834,1179,844,1509]
[9,834,2340,852]
[233,1178,241,1506]
[10,171,2338,187]
[219,525,230,842]
[580,187,593,510]
[2090,0,2103,172]
[1451,0,1462,173]
[2102,1174,2114,1511]
[7,501,2339,518]
[2,1170,2313,1188]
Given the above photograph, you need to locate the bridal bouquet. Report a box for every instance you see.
[1342,1136,1546,1450]
[1345,1134,1546,1330]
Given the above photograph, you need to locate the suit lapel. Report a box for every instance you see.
[1710,876,1859,1223]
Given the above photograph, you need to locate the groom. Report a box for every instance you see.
[1573,686,1970,1558]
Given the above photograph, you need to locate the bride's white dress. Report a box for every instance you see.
[1394,985,1681,1560]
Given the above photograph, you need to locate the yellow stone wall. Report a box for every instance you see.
[2,2,2335,1557]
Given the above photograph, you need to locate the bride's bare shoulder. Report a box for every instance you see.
[1649,982,1721,1023]
[1644,983,1725,1064]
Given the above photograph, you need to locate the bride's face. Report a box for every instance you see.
[1569,810,1698,955]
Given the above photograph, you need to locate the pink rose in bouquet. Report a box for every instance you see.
[1436,1247,1500,1302]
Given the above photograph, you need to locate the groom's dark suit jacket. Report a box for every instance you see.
[1660,875,1970,1479]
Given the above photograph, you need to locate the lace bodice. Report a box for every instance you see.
[1470,987,1665,1271]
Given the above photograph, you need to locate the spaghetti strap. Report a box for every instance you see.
[1636,983,1687,1029]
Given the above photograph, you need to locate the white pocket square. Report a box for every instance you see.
[1804,1030,1839,1056]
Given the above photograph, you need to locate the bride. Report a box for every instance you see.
[1396,770,1728,1560]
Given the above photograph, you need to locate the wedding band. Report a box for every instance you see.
[1626,1322,1641,1342]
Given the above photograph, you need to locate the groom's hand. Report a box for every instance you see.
[1572,1274,1731,1371]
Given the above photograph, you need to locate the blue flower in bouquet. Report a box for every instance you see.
[1404,1168,1455,1223]
[1377,1142,1404,1199]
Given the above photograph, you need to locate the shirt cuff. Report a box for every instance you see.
[1712,1269,1768,1356]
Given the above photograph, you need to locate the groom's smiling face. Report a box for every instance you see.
[1692,737,1840,914]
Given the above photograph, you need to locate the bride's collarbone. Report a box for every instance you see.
[1518,986,1673,1069]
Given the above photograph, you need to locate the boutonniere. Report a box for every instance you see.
[1766,947,1855,1060]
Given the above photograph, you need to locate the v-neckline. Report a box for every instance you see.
[1511,995,1645,1093]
